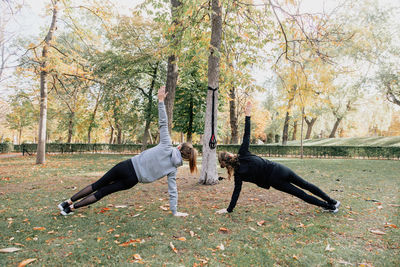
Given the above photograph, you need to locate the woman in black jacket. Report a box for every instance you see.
[216,102,340,214]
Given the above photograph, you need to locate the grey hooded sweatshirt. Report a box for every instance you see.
[131,101,182,214]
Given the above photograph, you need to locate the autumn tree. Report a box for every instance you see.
[5,91,34,144]
[199,0,222,185]
[36,0,59,164]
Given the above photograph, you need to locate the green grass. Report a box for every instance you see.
[0,154,399,266]
[271,136,400,147]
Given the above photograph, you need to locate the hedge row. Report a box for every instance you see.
[0,143,13,153]
[2,143,400,159]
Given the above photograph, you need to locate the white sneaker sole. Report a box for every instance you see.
[58,203,65,212]
[323,207,338,213]
[334,201,341,209]
[60,210,74,216]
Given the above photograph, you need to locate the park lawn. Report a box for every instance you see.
[0,154,399,266]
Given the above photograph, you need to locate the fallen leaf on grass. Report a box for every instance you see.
[325,244,335,251]
[98,207,111,213]
[177,237,186,241]
[293,255,299,260]
[107,228,115,233]
[189,231,195,237]
[0,247,21,253]
[384,223,398,228]
[133,254,142,260]
[257,220,265,226]
[170,242,178,253]
[17,258,36,267]
[159,206,168,211]
[337,259,352,265]
[217,244,225,250]
[218,227,229,233]
[249,226,256,231]
[369,229,386,235]
[119,239,141,247]
[33,227,45,231]
[115,205,128,208]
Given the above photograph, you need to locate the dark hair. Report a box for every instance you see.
[218,151,239,180]
[180,142,198,173]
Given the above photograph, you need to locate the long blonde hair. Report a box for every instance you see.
[180,142,198,173]
[218,151,239,180]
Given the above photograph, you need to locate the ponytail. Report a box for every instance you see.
[180,142,198,174]
[189,148,198,173]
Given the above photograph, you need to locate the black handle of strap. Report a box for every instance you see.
[208,86,218,149]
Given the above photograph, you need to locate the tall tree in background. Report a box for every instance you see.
[6,91,34,144]
[199,0,222,185]
[164,0,182,134]
[36,0,59,164]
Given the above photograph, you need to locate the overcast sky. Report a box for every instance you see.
[1,0,399,97]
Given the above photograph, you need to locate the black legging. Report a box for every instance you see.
[71,159,138,208]
[269,163,335,209]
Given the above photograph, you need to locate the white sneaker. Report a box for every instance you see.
[334,200,341,209]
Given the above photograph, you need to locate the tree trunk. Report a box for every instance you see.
[300,108,304,159]
[67,111,74,143]
[305,117,317,139]
[229,86,238,144]
[282,111,290,145]
[199,0,222,185]
[19,127,22,145]
[116,124,122,144]
[164,0,182,134]
[36,1,58,164]
[109,125,114,144]
[282,97,294,145]
[141,63,158,150]
[329,117,342,138]
[187,95,193,143]
[87,99,101,143]
[292,120,297,141]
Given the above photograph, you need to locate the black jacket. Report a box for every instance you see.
[227,116,275,212]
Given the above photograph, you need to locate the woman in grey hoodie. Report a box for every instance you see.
[58,86,197,217]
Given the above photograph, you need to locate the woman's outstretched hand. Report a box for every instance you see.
[245,101,252,116]
[216,208,228,214]
[158,86,168,102]
[173,211,188,217]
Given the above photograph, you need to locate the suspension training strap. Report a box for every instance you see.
[208,86,218,149]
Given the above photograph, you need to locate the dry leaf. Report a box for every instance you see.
[217,243,225,250]
[107,228,115,233]
[170,242,178,253]
[119,239,141,247]
[249,226,256,231]
[115,205,128,208]
[293,255,299,260]
[257,220,265,226]
[325,244,335,251]
[159,206,168,211]
[177,237,186,241]
[33,227,45,231]
[218,227,229,233]
[384,223,398,228]
[190,231,195,237]
[17,258,36,267]
[337,259,352,265]
[133,254,142,260]
[0,247,21,253]
[369,229,386,235]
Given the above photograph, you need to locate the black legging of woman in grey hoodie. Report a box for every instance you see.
[58,86,197,217]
